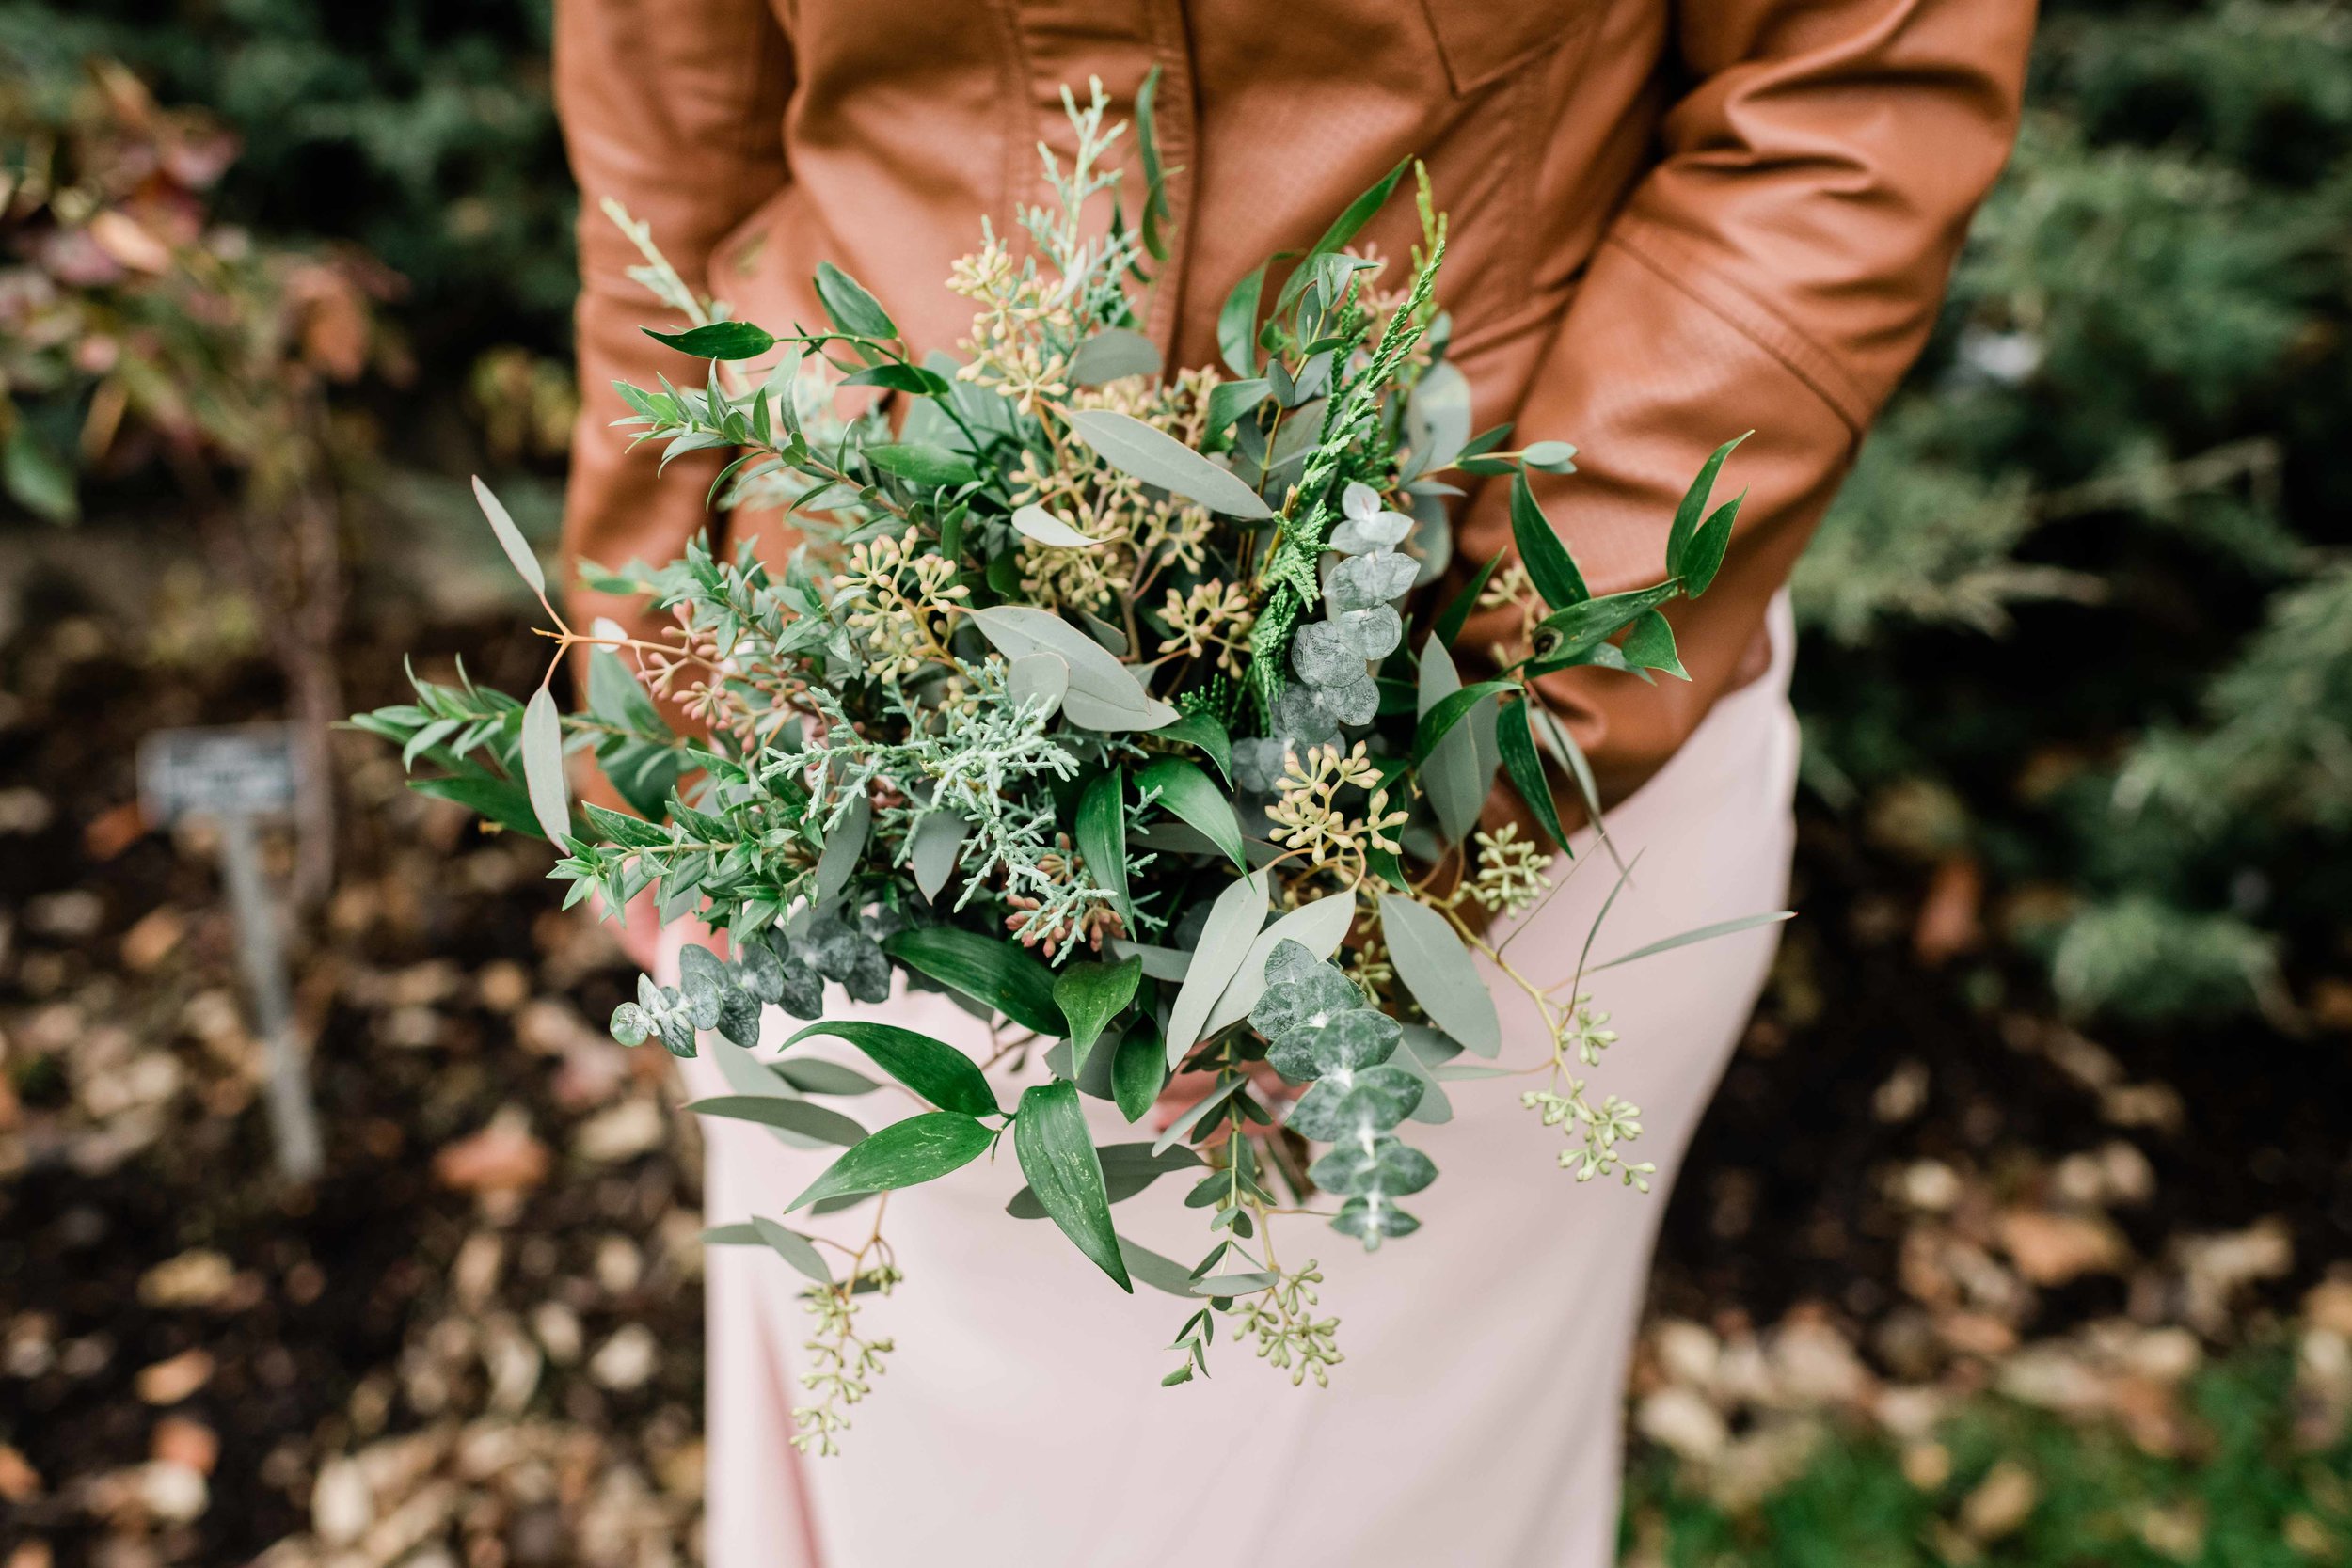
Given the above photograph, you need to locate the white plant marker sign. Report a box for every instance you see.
[138,723,325,1181]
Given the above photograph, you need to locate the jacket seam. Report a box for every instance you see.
[1607,214,1871,436]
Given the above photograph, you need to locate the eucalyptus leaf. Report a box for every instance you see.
[749,1215,833,1285]
[1005,652,1072,721]
[1063,409,1274,520]
[1165,871,1267,1065]
[1415,637,1484,844]
[519,688,569,844]
[908,809,970,902]
[1117,1234,1203,1297]
[968,605,1177,731]
[1067,328,1164,386]
[1378,892,1502,1057]
[813,795,870,906]
[1010,504,1104,548]
[1200,893,1357,1039]
[472,476,544,596]
[771,1059,883,1097]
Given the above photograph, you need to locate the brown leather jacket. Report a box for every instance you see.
[555,0,2033,802]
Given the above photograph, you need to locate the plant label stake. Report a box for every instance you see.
[138,723,325,1182]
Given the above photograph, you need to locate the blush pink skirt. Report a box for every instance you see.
[669,595,1799,1567]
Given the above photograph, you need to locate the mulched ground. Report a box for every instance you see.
[2,570,2344,1565]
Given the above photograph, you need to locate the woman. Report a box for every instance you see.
[553,3,2031,1562]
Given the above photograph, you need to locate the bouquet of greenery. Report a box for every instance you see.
[357,81,1778,1453]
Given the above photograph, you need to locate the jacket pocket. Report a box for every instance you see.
[1415,0,1601,95]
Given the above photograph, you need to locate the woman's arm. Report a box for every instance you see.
[1457,0,2036,803]
[553,0,793,667]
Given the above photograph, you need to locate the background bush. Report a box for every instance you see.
[1793,0,2352,1029]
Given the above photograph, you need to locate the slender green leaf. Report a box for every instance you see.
[685,1095,868,1147]
[1204,378,1269,445]
[1591,911,1793,973]
[1497,696,1569,849]
[1665,432,1749,576]
[1008,1139,1199,1216]
[1435,549,1504,648]
[409,775,539,841]
[1112,1025,1165,1122]
[787,1112,993,1211]
[1509,470,1589,610]
[1529,698,1627,875]
[1134,63,1173,261]
[1530,582,1683,670]
[784,1020,999,1118]
[1075,770,1130,927]
[1408,676,1518,767]
[1623,610,1689,680]
[1158,711,1232,784]
[814,261,898,339]
[1218,262,1267,379]
[841,361,950,395]
[1136,757,1248,869]
[1013,1081,1131,1290]
[1055,956,1142,1064]
[1682,492,1743,598]
[865,441,977,490]
[1273,159,1410,317]
[1152,1073,1245,1155]
[644,320,778,361]
[883,927,1062,1036]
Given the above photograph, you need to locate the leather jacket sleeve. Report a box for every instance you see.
[1454,0,2034,805]
[552,0,792,661]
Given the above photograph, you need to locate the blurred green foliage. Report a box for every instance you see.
[0,0,574,363]
[1793,0,2352,1026]
[1628,1345,2352,1566]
